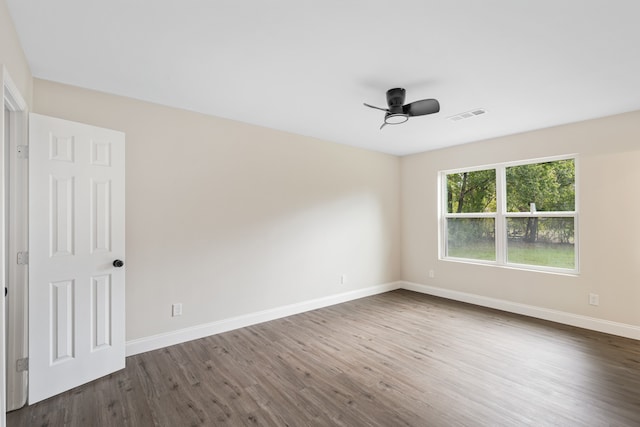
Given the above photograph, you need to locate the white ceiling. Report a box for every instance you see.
[6,1,640,156]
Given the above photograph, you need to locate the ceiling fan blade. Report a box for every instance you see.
[403,99,440,117]
[364,103,389,112]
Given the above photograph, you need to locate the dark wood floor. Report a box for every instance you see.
[8,290,640,426]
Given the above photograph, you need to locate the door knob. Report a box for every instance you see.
[113,259,124,268]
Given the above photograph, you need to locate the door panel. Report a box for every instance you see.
[28,113,125,404]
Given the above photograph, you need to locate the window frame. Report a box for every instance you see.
[439,155,579,275]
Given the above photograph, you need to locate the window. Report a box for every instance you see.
[441,156,577,273]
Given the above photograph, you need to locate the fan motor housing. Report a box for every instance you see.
[386,88,406,113]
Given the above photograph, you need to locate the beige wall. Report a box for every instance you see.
[29,76,640,341]
[0,0,32,104]
[402,111,640,327]
[33,79,401,341]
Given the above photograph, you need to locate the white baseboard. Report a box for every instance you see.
[126,281,402,356]
[401,281,640,341]
[127,279,639,357]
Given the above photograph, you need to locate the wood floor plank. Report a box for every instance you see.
[8,290,640,426]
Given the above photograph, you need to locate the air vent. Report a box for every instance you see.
[448,108,487,122]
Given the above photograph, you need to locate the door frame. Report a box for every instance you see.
[2,66,29,418]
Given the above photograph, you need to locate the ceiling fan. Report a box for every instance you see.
[364,88,440,129]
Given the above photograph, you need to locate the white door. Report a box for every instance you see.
[28,113,125,404]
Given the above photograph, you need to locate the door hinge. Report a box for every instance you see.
[17,145,28,159]
[17,251,29,265]
[16,357,28,372]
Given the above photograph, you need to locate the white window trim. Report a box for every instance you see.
[439,154,579,275]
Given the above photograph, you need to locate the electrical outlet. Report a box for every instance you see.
[172,303,183,316]
[589,293,599,306]
[428,269,435,279]
[340,274,347,285]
